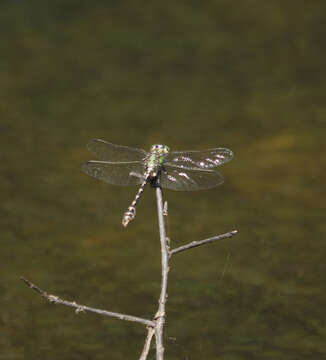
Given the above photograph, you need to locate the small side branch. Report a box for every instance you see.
[170,230,238,257]
[21,184,238,360]
[20,277,155,327]
[138,326,155,360]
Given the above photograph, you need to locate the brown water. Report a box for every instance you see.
[1,1,325,359]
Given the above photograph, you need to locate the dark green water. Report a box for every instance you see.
[1,1,325,359]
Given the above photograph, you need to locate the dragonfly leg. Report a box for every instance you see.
[149,176,160,188]
[150,168,164,188]
[150,166,167,188]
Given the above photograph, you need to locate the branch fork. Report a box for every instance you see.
[22,186,237,360]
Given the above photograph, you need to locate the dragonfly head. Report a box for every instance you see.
[150,144,170,155]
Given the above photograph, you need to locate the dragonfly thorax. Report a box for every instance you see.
[145,144,170,178]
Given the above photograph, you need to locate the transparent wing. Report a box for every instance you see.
[160,164,224,191]
[82,160,145,186]
[87,139,147,162]
[165,148,233,169]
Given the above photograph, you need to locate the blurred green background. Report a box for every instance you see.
[1,1,325,359]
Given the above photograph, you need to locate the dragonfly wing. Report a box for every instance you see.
[82,160,145,186]
[165,148,233,169]
[87,139,147,162]
[160,165,224,191]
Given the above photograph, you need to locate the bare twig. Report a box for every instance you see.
[169,230,238,257]
[20,277,155,327]
[21,185,237,360]
[139,326,155,360]
[154,186,169,360]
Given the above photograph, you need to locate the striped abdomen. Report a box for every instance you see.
[122,177,148,227]
[122,152,164,227]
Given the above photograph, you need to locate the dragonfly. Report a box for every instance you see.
[82,139,233,227]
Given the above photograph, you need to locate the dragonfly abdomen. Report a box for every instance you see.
[122,152,165,227]
[122,177,149,227]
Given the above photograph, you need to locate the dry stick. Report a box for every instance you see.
[152,189,238,360]
[20,277,155,327]
[21,191,237,360]
[170,230,238,257]
[139,326,155,360]
[154,186,169,360]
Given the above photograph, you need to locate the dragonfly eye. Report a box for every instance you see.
[151,144,160,151]
[151,144,169,153]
